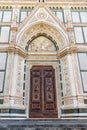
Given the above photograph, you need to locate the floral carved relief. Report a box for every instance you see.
[61,56,72,96]
[19,23,67,50]
[16,56,24,97]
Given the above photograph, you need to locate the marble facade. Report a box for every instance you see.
[0,0,87,119]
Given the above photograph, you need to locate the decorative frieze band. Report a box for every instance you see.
[1,44,87,58]
[0,45,83,58]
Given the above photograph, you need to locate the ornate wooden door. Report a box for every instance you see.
[29,66,58,118]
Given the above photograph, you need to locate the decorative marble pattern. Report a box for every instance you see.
[16,56,24,96]
[0,0,87,119]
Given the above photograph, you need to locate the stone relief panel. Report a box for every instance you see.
[61,54,84,106]
[61,56,72,96]
[56,52,85,110]
[16,56,24,95]
[14,56,24,105]
[3,53,24,106]
[61,56,74,106]
[28,36,56,52]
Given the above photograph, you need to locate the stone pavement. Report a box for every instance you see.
[0,120,87,130]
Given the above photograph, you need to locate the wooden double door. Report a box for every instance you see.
[29,66,58,118]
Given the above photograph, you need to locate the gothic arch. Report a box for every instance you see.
[16,22,69,51]
[16,5,70,51]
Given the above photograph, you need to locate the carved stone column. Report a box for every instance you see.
[61,52,84,118]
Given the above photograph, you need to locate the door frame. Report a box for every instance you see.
[26,61,61,119]
[29,65,58,118]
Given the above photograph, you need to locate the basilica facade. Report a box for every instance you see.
[0,0,87,119]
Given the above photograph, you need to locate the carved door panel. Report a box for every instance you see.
[29,66,58,118]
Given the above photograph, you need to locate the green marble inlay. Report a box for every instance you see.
[62,108,87,114]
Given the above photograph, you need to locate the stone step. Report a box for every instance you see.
[0,120,87,130]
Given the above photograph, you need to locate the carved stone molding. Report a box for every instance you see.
[17,23,68,50]
[16,5,69,50]
[57,46,77,59]
[0,44,78,59]
[8,45,27,58]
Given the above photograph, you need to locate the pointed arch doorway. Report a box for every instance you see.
[29,65,58,118]
[16,12,69,118]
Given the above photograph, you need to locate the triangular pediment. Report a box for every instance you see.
[16,4,69,50]
[18,4,66,32]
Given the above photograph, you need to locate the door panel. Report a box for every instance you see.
[31,77,41,110]
[29,66,58,118]
[30,69,42,111]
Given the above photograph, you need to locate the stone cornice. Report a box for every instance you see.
[58,45,87,58]
[76,45,87,52]
[46,1,87,5]
[73,23,87,27]
[0,44,27,58]
[8,45,27,58]
[0,44,87,58]
[0,1,86,7]
[57,45,77,59]
[0,0,87,2]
